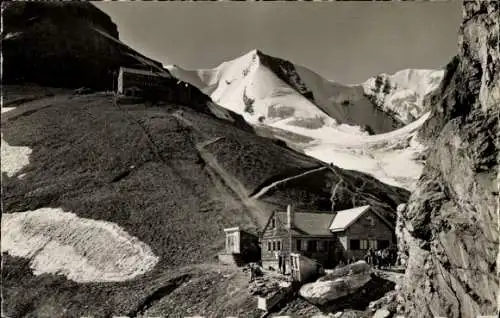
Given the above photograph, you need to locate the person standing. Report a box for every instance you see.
[249,263,255,282]
[277,251,283,273]
[375,249,382,269]
[382,249,390,269]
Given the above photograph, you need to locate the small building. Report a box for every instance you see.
[218,227,260,266]
[115,66,209,108]
[117,66,172,97]
[260,204,395,274]
[290,253,324,283]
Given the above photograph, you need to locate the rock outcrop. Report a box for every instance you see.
[299,261,372,306]
[397,1,499,317]
[2,2,165,90]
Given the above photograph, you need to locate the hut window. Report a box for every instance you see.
[360,240,369,250]
[277,241,281,251]
[350,239,360,250]
[272,241,276,251]
[318,241,326,252]
[307,240,317,252]
[296,239,302,251]
[328,241,336,250]
[268,241,272,251]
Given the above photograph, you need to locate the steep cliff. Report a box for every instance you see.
[397,1,499,317]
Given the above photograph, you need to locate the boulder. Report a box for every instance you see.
[318,261,372,282]
[372,309,390,318]
[299,262,372,306]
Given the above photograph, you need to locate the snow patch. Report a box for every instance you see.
[1,133,32,177]
[2,107,16,113]
[1,208,159,283]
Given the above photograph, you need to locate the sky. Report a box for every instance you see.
[95,1,462,84]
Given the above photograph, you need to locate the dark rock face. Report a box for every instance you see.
[2,2,164,90]
[398,1,499,317]
[256,51,315,101]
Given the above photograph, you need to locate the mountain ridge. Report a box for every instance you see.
[168,49,441,190]
[167,48,444,131]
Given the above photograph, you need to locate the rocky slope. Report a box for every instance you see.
[397,1,499,317]
[1,2,250,129]
[1,86,410,317]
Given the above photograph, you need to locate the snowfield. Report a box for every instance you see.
[362,69,444,124]
[303,113,429,190]
[1,208,159,282]
[1,133,32,177]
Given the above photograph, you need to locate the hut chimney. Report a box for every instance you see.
[287,204,294,229]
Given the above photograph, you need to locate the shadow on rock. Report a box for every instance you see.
[315,274,396,313]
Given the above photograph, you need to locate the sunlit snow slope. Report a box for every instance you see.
[167,50,402,134]
[362,69,444,124]
[167,50,441,190]
[304,113,430,191]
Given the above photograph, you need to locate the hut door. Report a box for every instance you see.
[226,232,239,254]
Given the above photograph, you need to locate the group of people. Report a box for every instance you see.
[364,246,398,269]
[248,262,262,282]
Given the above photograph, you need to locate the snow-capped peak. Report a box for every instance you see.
[165,51,444,190]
